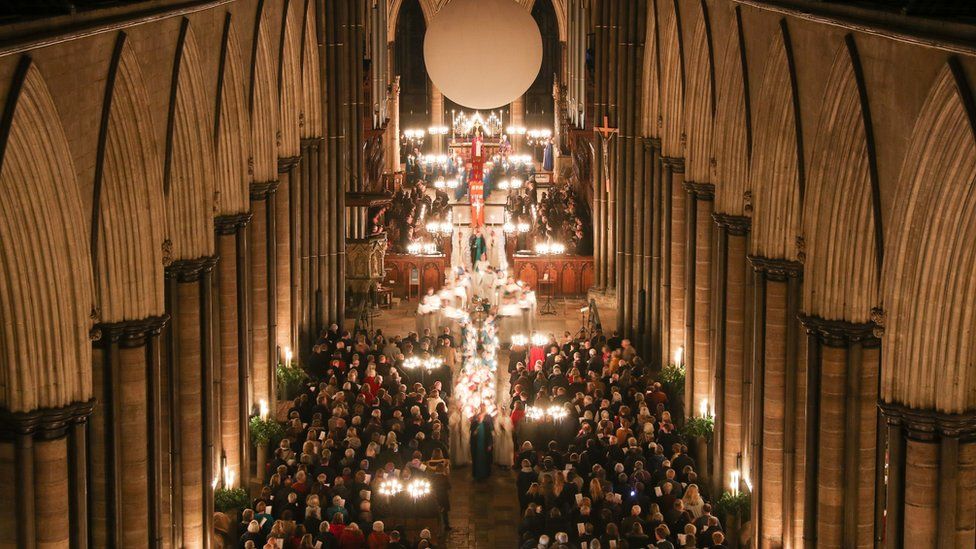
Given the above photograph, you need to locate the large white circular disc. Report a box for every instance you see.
[424,0,543,110]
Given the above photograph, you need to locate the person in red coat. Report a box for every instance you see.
[338,522,366,548]
[366,521,390,549]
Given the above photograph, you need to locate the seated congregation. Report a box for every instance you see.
[236,319,731,549]
[508,334,729,549]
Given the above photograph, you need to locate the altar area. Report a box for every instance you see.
[381,110,593,318]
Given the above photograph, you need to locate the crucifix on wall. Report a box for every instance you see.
[594,115,618,194]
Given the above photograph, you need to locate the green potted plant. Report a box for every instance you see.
[276,360,308,400]
[715,490,751,548]
[249,415,284,484]
[214,486,250,516]
[659,362,686,424]
[682,414,714,484]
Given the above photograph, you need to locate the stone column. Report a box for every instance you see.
[880,404,976,548]
[510,95,525,149]
[632,138,647,344]
[663,158,687,413]
[430,84,444,153]
[215,214,251,490]
[748,256,803,548]
[276,158,301,366]
[0,400,94,549]
[648,140,663,368]
[165,257,217,549]
[796,317,881,548]
[249,182,278,412]
[684,182,714,418]
[90,317,168,548]
[592,0,608,291]
[712,214,749,493]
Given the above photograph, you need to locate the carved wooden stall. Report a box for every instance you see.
[512,253,594,297]
[383,253,451,300]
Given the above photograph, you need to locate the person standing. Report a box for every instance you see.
[470,404,494,480]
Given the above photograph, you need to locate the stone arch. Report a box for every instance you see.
[882,62,976,413]
[300,0,323,139]
[640,0,660,138]
[749,21,802,261]
[0,58,93,412]
[91,35,166,322]
[215,16,252,216]
[802,37,880,323]
[712,7,750,216]
[251,1,279,183]
[682,0,714,183]
[388,0,436,42]
[658,0,684,158]
[164,20,217,260]
[278,0,302,160]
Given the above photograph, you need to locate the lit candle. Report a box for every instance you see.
[259,399,269,420]
[730,470,740,496]
[674,346,684,366]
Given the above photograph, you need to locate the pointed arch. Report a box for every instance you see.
[301,0,323,139]
[278,0,302,160]
[683,0,714,183]
[749,21,802,261]
[802,37,880,323]
[251,0,279,183]
[883,62,976,413]
[0,58,93,412]
[92,34,166,322]
[388,0,436,41]
[712,6,751,215]
[215,15,252,216]
[658,0,684,157]
[640,0,660,138]
[164,20,216,260]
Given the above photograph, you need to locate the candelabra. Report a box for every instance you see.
[402,128,425,149]
[526,129,552,147]
[452,110,503,137]
[535,242,566,255]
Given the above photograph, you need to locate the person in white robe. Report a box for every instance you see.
[493,412,515,467]
[449,404,471,466]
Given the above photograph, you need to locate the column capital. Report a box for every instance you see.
[165,255,218,283]
[683,181,715,201]
[249,180,280,201]
[662,156,685,173]
[277,156,301,173]
[214,212,253,235]
[879,401,976,441]
[92,315,169,348]
[748,255,803,282]
[798,314,880,348]
[712,212,751,236]
[0,399,96,441]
